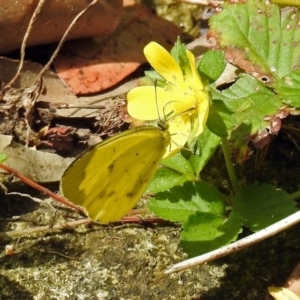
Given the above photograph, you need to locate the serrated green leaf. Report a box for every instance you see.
[147,166,195,194]
[148,129,220,192]
[209,99,236,131]
[276,70,300,107]
[149,181,225,223]
[144,70,166,87]
[233,183,298,231]
[161,151,195,174]
[148,152,195,193]
[209,0,300,83]
[212,74,283,161]
[181,211,242,257]
[198,50,226,82]
[212,73,275,104]
[206,104,228,137]
[170,37,191,77]
[188,126,221,175]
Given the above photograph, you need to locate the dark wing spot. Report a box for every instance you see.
[107,190,116,198]
[108,163,115,172]
[99,191,106,198]
[126,191,134,198]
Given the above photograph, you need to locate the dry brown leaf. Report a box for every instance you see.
[53,2,182,95]
[0,135,74,182]
[0,57,136,119]
[0,0,123,54]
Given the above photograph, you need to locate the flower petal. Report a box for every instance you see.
[127,86,173,120]
[164,114,191,158]
[127,41,210,159]
[190,94,209,140]
[186,50,204,89]
[144,42,184,86]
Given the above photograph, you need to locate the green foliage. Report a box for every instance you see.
[150,181,225,223]
[146,0,300,258]
[181,212,242,257]
[198,50,226,82]
[206,104,228,137]
[233,183,298,231]
[276,70,300,107]
[170,37,191,77]
[148,126,220,193]
[210,0,300,82]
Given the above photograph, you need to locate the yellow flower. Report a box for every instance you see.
[127,41,209,157]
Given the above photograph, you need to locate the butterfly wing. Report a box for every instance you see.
[61,126,170,223]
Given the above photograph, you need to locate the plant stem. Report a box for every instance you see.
[221,137,239,195]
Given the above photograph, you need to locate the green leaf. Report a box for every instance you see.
[0,153,7,163]
[148,152,195,193]
[148,128,220,192]
[233,183,298,231]
[209,0,300,84]
[276,70,300,107]
[209,99,236,131]
[144,70,166,87]
[181,211,242,257]
[212,74,283,161]
[206,104,228,137]
[198,50,226,82]
[170,37,191,77]
[149,181,225,223]
[208,1,300,161]
[188,126,221,175]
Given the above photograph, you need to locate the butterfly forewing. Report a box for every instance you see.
[61,126,170,223]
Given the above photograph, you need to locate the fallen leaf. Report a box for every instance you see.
[0,56,136,119]
[53,2,182,94]
[0,0,123,53]
[0,135,74,182]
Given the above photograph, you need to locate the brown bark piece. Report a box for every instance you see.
[0,0,123,53]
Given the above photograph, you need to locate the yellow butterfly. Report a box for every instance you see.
[60,125,170,224]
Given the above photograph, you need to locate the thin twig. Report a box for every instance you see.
[37,0,98,80]
[6,192,56,211]
[0,219,91,239]
[0,163,85,214]
[6,0,47,87]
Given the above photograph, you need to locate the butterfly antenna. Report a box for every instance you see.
[154,79,168,130]
[154,79,160,119]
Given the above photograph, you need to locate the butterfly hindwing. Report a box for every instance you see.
[61,126,170,223]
